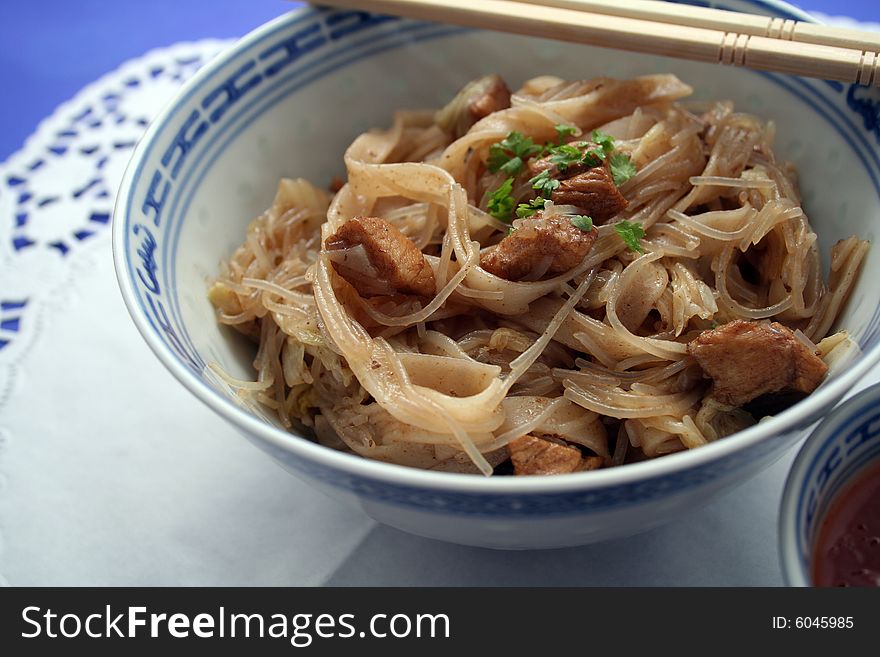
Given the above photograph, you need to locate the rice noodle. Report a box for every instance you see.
[689,175,776,189]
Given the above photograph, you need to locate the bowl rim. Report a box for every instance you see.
[112,0,880,495]
[778,381,880,587]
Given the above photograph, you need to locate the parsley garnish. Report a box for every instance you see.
[555,124,577,143]
[497,156,525,177]
[570,215,594,232]
[614,220,646,253]
[572,130,615,167]
[487,131,544,177]
[548,144,583,171]
[529,169,561,196]
[507,129,633,206]
[487,177,516,222]
[582,147,606,167]
[546,140,603,168]
[515,196,547,218]
[609,152,637,186]
[592,130,615,155]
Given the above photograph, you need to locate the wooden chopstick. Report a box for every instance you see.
[508,0,880,53]
[314,0,880,87]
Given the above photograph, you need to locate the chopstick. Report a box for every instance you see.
[508,0,880,53]
[314,0,880,87]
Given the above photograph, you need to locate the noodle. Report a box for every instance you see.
[208,74,868,476]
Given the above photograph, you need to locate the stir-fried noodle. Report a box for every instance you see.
[209,74,867,476]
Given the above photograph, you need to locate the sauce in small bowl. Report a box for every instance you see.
[780,382,880,587]
[811,460,880,587]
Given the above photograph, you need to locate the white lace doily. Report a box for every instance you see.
[0,41,231,405]
[0,40,377,586]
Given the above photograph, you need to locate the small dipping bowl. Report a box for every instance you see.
[780,382,880,586]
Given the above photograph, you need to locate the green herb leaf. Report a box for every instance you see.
[548,143,583,171]
[506,131,544,158]
[487,131,543,176]
[487,145,511,173]
[592,129,615,155]
[609,152,637,186]
[487,177,516,222]
[487,146,505,169]
[614,220,646,253]
[515,205,535,219]
[515,196,547,218]
[555,124,577,143]
[570,215,594,232]
[581,147,606,167]
[498,156,524,176]
[529,169,560,197]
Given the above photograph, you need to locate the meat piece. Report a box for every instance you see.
[527,141,598,179]
[687,320,828,408]
[325,216,436,298]
[551,166,628,221]
[508,434,602,475]
[580,455,605,471]
[480,211,598,281]
[435,74,511,138]
[468,74,511,122]
[527,143,628,222]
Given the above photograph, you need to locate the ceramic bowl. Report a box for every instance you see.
[113,1,880,548]
[779,382,880,586]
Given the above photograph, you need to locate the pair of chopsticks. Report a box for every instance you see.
[314,0,880,87]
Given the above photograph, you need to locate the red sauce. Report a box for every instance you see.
[812,460,880,587]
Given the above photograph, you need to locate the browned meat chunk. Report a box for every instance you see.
[687,320,828,408]
[528,144,628,222]
[551,166,628,221]
[435,74,511,138]
[528,142,598,179]
[468,74,511,123]
[508,434,602,475]
[480,212,598,281]
[325,216,436,298]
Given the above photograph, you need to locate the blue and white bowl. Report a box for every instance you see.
[779,382,880,586]
[113,1,880,548]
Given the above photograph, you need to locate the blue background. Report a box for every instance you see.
[0,0,875,161]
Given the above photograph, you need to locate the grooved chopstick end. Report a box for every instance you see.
[316,0,880,87]
[858,50,880,87]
